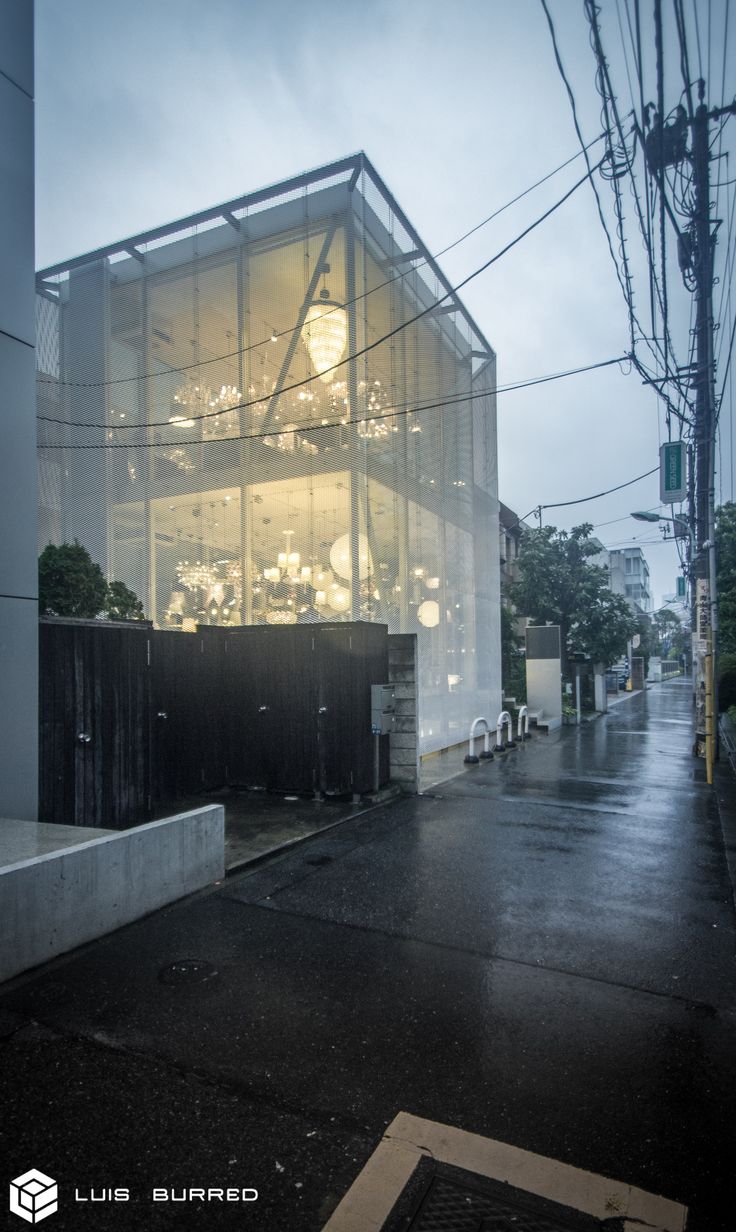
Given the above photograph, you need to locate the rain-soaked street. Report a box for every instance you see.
[1,679,734,1231]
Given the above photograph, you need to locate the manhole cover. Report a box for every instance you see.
[158,959,218,986]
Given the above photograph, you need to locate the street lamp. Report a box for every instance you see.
[630,511,690,538]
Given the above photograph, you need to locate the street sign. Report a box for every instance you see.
[695,578,709,650]
[660,441,687,503]
[676,576,686,598]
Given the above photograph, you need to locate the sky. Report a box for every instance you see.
[34,0,736,609]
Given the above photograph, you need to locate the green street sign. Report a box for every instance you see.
[660,441,686,503]
[677,576,686,598]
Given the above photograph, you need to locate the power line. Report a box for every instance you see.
[37,353,627,450]
[540,465,658,512]
[541,0,639,355]
[37,134,606,392]
[716,308,736,408]
[588,0,683,390]
[592,504,662,528]
[40,160,606,432]
[503,463,661,537]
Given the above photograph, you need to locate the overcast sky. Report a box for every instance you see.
[34,0,736,608]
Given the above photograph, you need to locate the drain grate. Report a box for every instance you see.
[381,1159,617,1232]
[158,959,218,986]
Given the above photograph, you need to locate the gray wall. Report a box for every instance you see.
[0,2,38,820]
[0,805,225,982]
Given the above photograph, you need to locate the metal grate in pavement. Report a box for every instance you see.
[382,1158,617,1232]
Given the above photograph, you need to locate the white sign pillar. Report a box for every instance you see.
[525,626,562,732]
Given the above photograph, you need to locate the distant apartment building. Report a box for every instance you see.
[499,503,525,591]
[499,503,532,636]
[604,547,652,616]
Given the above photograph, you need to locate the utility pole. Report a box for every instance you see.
[691,84,718,775]
[645,65,736,775]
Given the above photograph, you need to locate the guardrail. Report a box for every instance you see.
[517,705,531,741]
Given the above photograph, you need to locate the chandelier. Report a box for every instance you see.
[266,610,298,625]
[176,559,219,591]
[223,559,243,603]
[262,530,312,584]
[170,380,242,437]
[301,281,347,382]
[162,447,195,472]
[355,381,396,440]
[202,384,242,440]
[169,380,214,428]
[357,418,390,440]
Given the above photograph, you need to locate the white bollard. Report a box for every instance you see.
[464,716,494,764]
[494,710,516,753]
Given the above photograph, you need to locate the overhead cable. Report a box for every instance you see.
[37,353,627,450]
[37,134,606,392]
[40,159,607,432]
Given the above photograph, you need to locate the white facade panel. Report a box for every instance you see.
[37,157,501,757]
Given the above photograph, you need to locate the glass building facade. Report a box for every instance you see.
[36,155,500,756]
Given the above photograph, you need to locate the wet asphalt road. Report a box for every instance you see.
[0,679,734,1231]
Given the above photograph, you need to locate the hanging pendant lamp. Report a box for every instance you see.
[301,274,347,383]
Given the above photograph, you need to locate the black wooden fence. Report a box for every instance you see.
[40,618,390,828]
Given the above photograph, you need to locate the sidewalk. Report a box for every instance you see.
[0,679,733,1230]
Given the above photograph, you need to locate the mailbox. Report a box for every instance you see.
[371,683,396,735]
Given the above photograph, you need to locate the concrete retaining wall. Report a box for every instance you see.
[0,806,225,983]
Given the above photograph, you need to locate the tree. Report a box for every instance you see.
[715,502,736,653]
[500,602,525,700]
[105,580,145,622]
[39,542,145,621]
[506,522,636,670]
[39,542,109,618]
[652,608,684,658]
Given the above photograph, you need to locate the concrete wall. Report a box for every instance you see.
[388,634,418,792]
[0,806,225,983]
[0,1,38,820]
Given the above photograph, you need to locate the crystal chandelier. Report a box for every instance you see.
[170,380,242,437]
[357,418,390,440]
[176,559,219,591]
[202,384,242,440]
[169,380,214,428]
[301,278,347,382]
[355,381,395,440]
[266,610,298,625]
[162,447,195,472]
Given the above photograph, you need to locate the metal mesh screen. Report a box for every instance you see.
[36,156,501,755]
